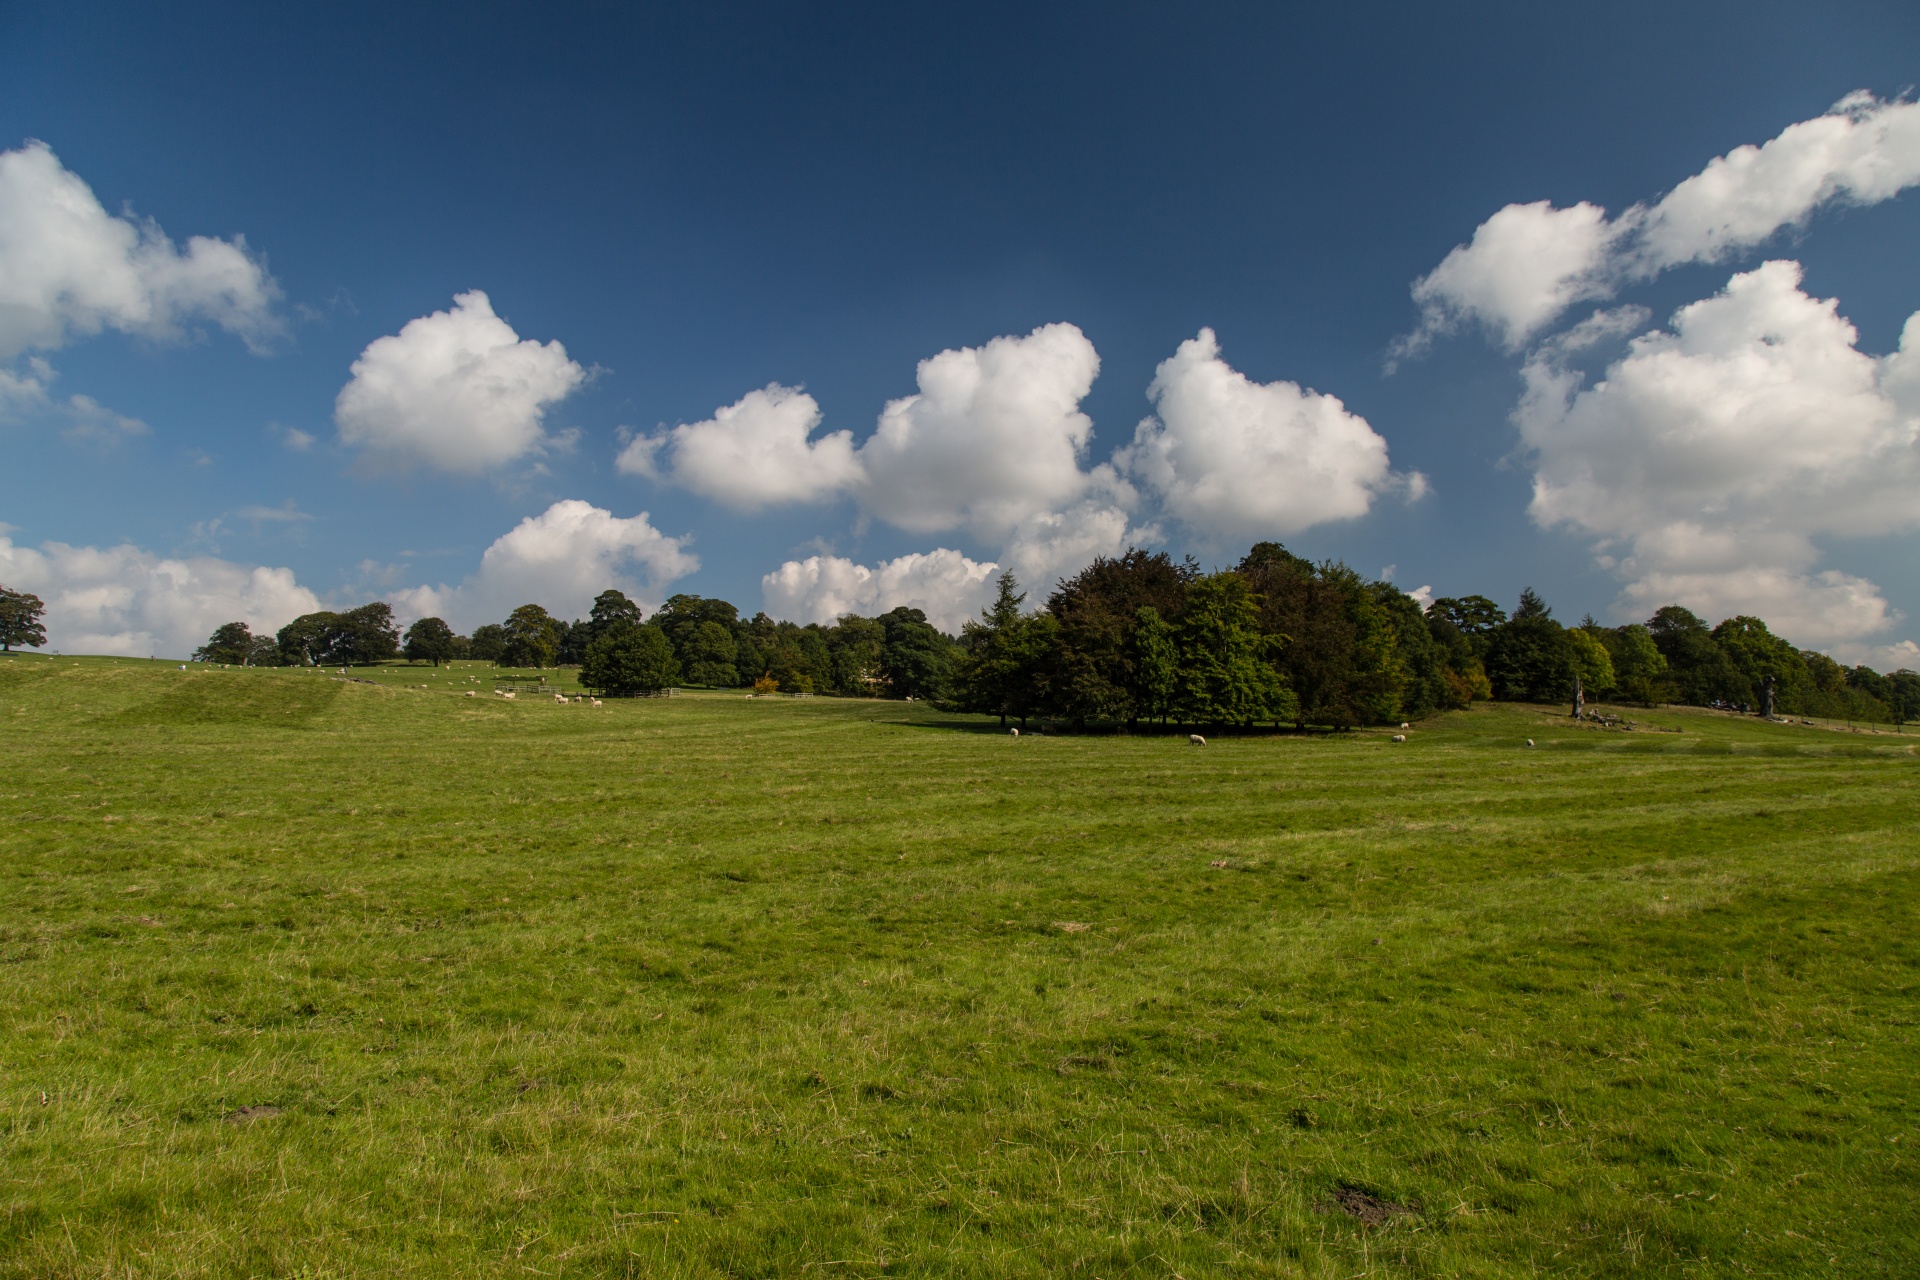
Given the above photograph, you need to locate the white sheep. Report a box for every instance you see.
[554,694,568,705]
[1392,734,1406,743]
[501,691,516,700]
[464,691,476,698]
[1526,738,1535,747]
[590,698,602,707]
[1009,727,1020,737]
[1189,734,1206,745]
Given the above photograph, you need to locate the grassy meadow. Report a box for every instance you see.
[1,654,1916,1278]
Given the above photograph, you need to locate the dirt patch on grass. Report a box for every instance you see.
[225,1105,281,1125]
[1320,1185,1419,1227]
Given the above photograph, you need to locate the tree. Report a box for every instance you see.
[403,617,456,666]
[1127,606,1179,726]
[468,624,508,662]
[956,572,1053,724]
[1565,628,1616,696]
[0,586,45,652]
[683,620,740,686]
[1888,670,1920,726]
[277,611,341,666]
[1045,550,1194,726]
[194,621,253,664]
[1427,595,1507,637]
[1171,572,1292,727]
[245,635,281,666]
[580,622,679,695]
[499,604,563,668]
[589,589,643,631]
[1483,589,1574,702]
[878,606,952,700]
[1596,623,1669,704]
[335,603,401,665]
[1648,605,1748,706]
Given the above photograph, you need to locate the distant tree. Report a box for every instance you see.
[652,594,742,675]
[1238,545,1399,728]
[555,619,589,666]
[468,624,508,663]
[877,607,951,699]
[581,622,679,695]
[1595,623,1669,704]
[1887,670,1920,726]
[1127,606,1179,726]
[499,604,563,668]
[403,616,456,666]
[328,603,400,665]
[826,615,887,694]
[1427,595,1507,637]
[277,611,341,666]
[0,586,48,652]
[683,620,740,686]
[1483,589,1573,702]
[1565,627,1616,696]
[752,673,780,696]
[1171,572,1292,727]
[194,621,254,664]
[245,635,282,666]
[589,589,644,631]
[956,572,1056,725]
[1046,550,1194,725]
[1648,605,1748,706]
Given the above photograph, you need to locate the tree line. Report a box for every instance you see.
[176,540,1920,725]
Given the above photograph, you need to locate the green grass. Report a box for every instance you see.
[2,655,1915,1278]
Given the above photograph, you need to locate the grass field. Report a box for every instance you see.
[2,655,1915,1278]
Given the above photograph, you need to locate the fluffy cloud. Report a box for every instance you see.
[1517,260,1920,648]
[1404,93,1920,352]
[855,323,1106,541]
[390,499,696,630]
[0,532,320,657]
[762,548,998,633]
[1119,328,1405,542]
[616,383,860,510]
[334,291,585,474]
[0,141,280,360]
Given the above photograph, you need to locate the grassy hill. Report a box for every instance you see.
[2,655,1915,1277]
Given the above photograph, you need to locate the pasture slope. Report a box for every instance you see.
[1,655,1916,1279]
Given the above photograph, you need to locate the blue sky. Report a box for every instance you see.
[3,1,1919,663]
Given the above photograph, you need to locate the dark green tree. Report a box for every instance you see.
[1596,623,1670,704]
[277,611,341,666]
[0,586,45,652]
[1887,670,1920,725]
[683,620,740,686]
[1483,589,1574,702]
[468,624,507,662]
[956,572,1053,724]
[580,622,679,695]
[245,634,282,666]
[1648,605,1748,706]
[1045,550,1193,726]
[878,606,952,700]
[403,616,457,666]
[499,604,563,668]
[1427,595,1507,637]
[194,621,253,664]
[1127,606,1179,726]
[335,603,401,665]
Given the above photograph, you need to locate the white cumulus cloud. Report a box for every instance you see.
[761,548,998,633]
[1119,328,1404,542]
[0,532,320,658]
[334,291,585,474]
[0,140,280,360]
[1517,260,1920,649]
[1404,93,1920,352]
[855,322,1105,541]
[616,383,860,510]
[389,499,697,630]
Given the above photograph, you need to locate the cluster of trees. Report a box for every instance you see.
[178,541,1920,725]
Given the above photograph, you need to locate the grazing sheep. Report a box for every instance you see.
[1526,738,1535,747]
[555,694,567,704]
[1009,727,1020,737]
[590,698,602,707]
[501,691,516,700]
[1400,722,1410,729]
[464,691,475,698]
[1392,734,1406,743]
[1189,734,1206,746]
